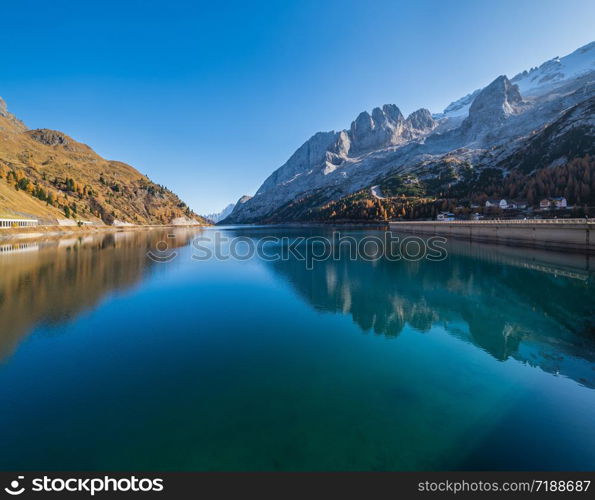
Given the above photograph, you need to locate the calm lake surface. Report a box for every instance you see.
[0,227,594,471]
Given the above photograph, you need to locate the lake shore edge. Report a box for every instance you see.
[0,223,210,242]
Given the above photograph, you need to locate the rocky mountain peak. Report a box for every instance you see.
[474,75,522,109]
[349,104,406,152]
[203,202,236,224]
[406,108,436,131]
[0,96,27,131]
[0,97,8,118]
[380,104,404,123]
[462,75,524,137]
[27,129,72,147]
[351,110,373,135]
[256,130,341,194]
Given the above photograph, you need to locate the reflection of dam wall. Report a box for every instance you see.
[390,220,595,254]
[0,242,39,255]
[443,238,594,282]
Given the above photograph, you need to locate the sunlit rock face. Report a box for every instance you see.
[406,108,436,132]
[350,104,406,151]
[461,75,524,139]
[225,41,594,224]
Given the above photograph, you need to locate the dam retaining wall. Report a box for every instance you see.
[388,219,595,254]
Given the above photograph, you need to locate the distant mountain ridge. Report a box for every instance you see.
[0,100,208,226]
[203,203,235,223]
[224,41,595,224]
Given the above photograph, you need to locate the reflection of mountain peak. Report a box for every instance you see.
[255,232,595,387]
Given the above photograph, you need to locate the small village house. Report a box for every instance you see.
[540,197,567,209]
[512,200,528,209]
[485,199,508,209]
[540,198,551,209]
[436,212,455,221]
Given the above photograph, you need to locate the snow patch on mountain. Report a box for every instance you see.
[511,41,595,96]
[203,203,235,223]
[439,41,595,119]
[437,89,481,119]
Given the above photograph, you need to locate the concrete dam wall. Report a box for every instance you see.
[389,219,595,254]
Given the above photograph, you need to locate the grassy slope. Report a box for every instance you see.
[0,182,68,221]
[0,111,208,225]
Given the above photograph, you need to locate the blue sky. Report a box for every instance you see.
[1,0,594,214]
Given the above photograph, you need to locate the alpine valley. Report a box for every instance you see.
[223,41,595,224]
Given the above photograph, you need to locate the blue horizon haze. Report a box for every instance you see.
[1,0,594,213]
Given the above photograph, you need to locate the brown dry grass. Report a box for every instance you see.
[0,112,208,226]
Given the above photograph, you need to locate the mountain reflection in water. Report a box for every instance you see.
[0,228,203,361]
[0,226,593,471]
[229,228,595,389]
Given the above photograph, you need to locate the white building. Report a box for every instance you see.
[540,198,551,209]
[485,199,508,209]
[437,212,455,221]
[540,197,568,209]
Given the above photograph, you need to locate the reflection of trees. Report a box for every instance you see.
[0,229,201,361]
[262,234,595,387]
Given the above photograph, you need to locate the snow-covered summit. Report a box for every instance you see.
[438,89,481,118]
[439,41,594,119]
[203,203,235,224]
[511,41,595,95]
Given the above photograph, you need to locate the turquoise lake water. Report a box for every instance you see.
[0,226,594,470]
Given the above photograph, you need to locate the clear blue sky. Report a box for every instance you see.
[1,0,593,214]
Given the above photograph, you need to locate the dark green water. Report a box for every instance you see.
[0,227,594,471]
